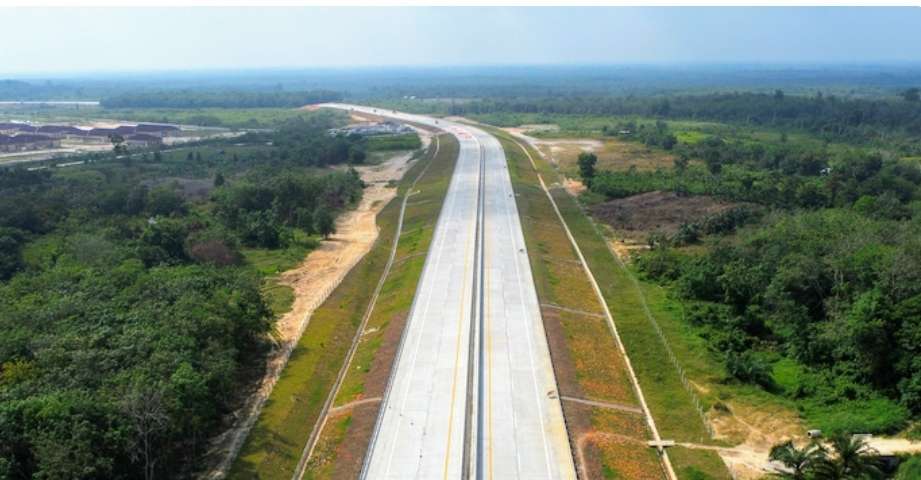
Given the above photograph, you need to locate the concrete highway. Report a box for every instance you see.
[323,104,576,480]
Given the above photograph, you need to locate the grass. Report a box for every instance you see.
[667,447,732,480]
[241,230,319,276]
[366,133,423,151]
[302,134,459,477]
[301,413,352,480]
[262,283,295,318]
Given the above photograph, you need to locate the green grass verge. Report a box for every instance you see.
[241,230,319,276]
[667,447,732,480]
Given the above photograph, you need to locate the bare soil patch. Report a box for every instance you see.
[590,190,739,242]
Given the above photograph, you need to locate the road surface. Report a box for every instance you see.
[323,104,576,480]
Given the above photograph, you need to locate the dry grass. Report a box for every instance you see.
[517,134,676,177]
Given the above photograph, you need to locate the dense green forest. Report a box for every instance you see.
[0,112,374,479]
[429,92,921,147]
[569,110,921,437]
[99,90,342,109]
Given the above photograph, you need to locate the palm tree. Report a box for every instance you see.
[769,440,827,479]
[812,435,885,480]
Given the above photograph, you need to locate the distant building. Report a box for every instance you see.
[0,120,182,148]
[329,121,413,137]
[37,125,85,138]
[125,133,163,147]
[0,122,36,134]
[136,123,180,136]
[0,134,60,153]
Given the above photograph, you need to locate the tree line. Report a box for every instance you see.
[100,89,342,109]
[446,91,921,145]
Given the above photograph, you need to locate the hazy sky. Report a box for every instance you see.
[2,7,921,75]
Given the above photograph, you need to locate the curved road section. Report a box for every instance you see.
[322,104,576,480]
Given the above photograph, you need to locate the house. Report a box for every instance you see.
[328,121,413,137]
[114,125,137,136]
[0,122,37,134]
[136,123,180,136]
[0,134,60,153]
[125,133,163,147]
[37,125,85,138]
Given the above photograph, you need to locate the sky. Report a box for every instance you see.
[2,7,921,75]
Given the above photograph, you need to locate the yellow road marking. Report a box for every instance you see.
[443,155,478,480]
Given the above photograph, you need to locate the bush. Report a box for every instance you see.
[803,397,910,435]
[187,239,242,266]
[896,456,921,480]
[726,351,775,390]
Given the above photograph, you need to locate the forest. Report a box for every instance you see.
[566,106,921,438]
[0,112,369,479]
[99,89,342,109]
[434,91,921,146]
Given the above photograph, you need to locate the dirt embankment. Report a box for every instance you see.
[204,131,430,478]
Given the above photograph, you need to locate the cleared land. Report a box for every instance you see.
[503,127,676,176]
[590,191,743,242]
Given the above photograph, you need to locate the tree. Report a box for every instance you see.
[110,134,127,155]
[153,151,162,162]
[901,87,920,103]
[577,152,598,185]
[813,435,884,480]
[895,456,921,480]
[673,154,689,174]
[147,186,186,216]
[214,172,225,187]
[0,228,24,280]
[768,440,826,479]
[313,207,335,239]
[121,386,169,480]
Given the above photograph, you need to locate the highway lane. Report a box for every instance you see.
[474,127,575,479]
[322,104,575,479]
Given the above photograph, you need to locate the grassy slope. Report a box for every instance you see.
[303,134,459,478]
[488,127,732,480]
